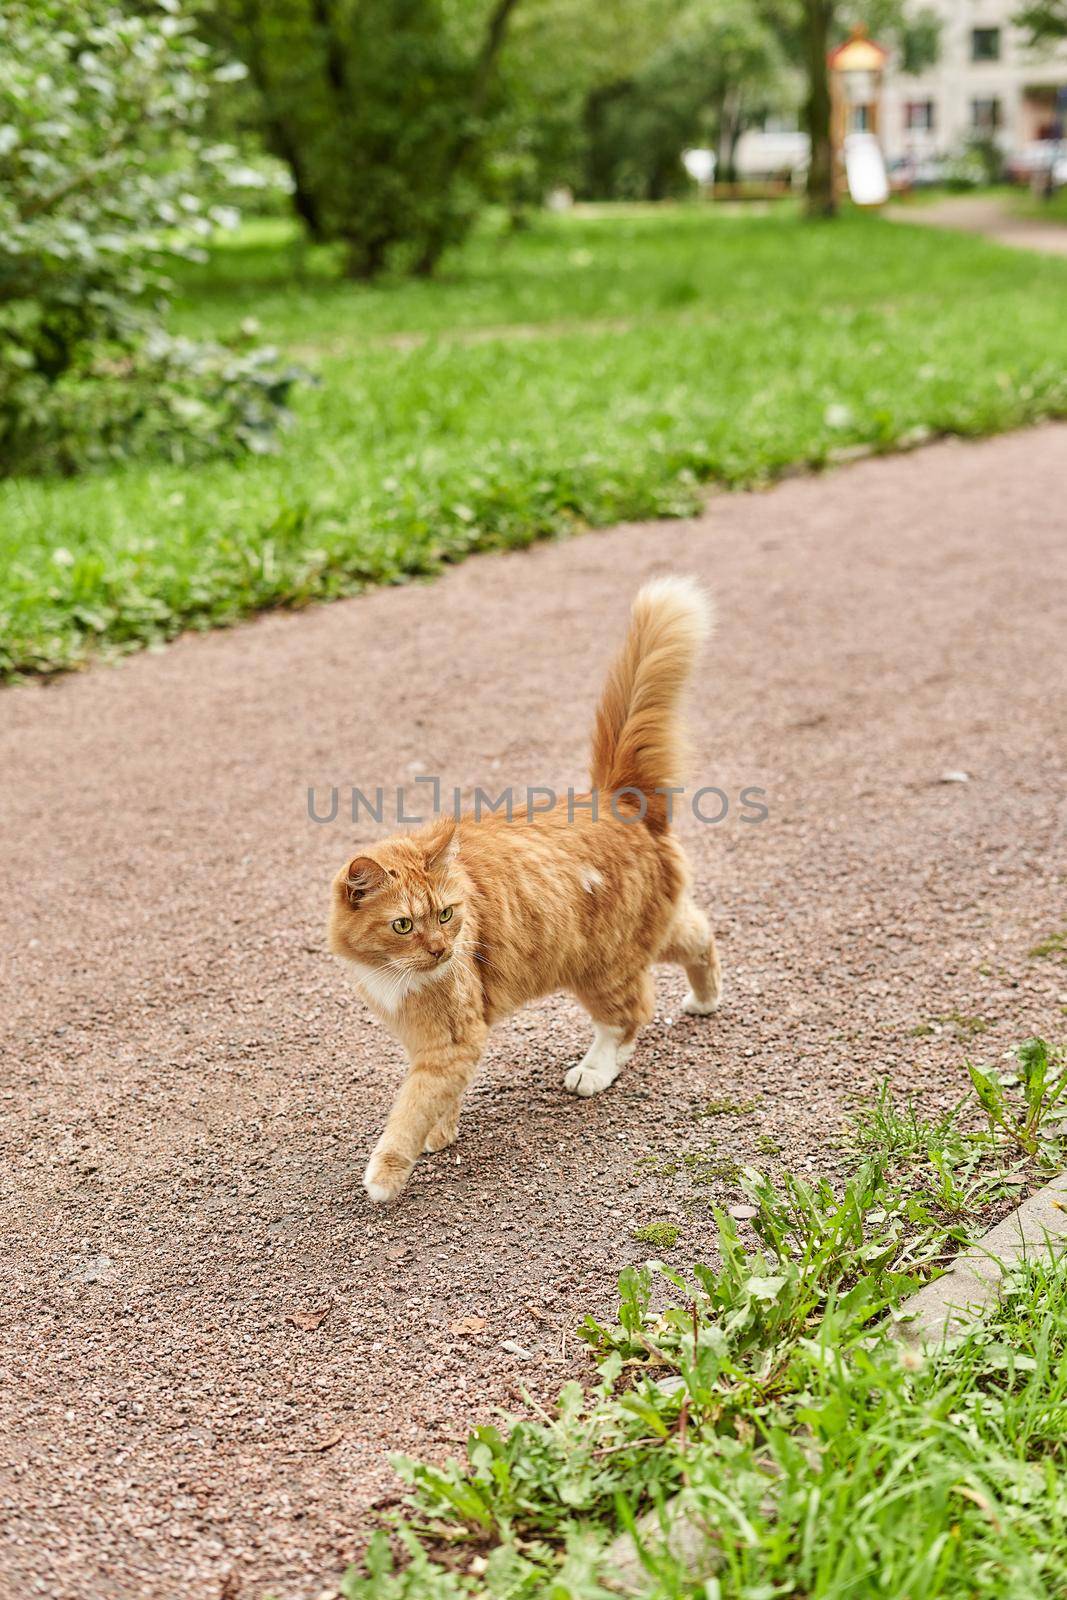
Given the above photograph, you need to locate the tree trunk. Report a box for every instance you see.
[582,83,630,198]
[310,0,350,101]
[411,0,524,275]
[235,0,326,239]
[803,0,835,218]
[344,233,388,279]
[719,85,743,184]
[413,235,446,277]
[269,123,326,240]
[471,0,524,107]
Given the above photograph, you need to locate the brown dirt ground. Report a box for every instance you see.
[890,193,1067,256]
[1,426,1066,1600]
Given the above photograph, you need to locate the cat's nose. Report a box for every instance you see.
[427,945,445,960]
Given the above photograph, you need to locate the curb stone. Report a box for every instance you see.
[603,1173,1067,1595]
[893,1170,1067,1347]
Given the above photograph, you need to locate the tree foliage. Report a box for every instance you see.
[578,0,784,198]
[896,5,942,74]
[208,0,524,277]
[0,0,299,476]
[1014,0,1067,41]
[206,0,943,256]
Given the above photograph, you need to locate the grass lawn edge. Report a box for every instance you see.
[8,206,1067,684]
[895,1167,1067,1349]
[7,415,1066,689]
[336,1041,1067,1599]
[604,1167,1067,1595]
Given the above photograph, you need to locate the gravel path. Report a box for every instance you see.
[891,193,1067,256]
[2,427,1066,1600]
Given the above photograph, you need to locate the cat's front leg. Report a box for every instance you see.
[424,1112,459,1153]
[363,1030,485,1203]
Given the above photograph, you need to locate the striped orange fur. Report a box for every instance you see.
[328,576,722,1203]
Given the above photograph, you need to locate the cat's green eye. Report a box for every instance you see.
[439,906,454,924]
[392,917,413,935]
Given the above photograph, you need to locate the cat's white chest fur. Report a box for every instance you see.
[349,961,405,1015]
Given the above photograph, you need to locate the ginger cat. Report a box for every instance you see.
[328,577,721,1203]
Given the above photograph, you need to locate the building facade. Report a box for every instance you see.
[734,4,1067,180]
[881,0,1067,165]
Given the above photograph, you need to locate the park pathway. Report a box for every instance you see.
[1,427,1066,1599]
[891,192,1067,255]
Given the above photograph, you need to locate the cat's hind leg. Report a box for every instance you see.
[659,895,722,1016]
[565,970,655,1097]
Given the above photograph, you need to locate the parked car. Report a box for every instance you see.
[733,129,809,183]
[1005,140,1067,187]
[887,154,947,192]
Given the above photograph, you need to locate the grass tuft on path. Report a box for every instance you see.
[340,1039,1067,1599]
[4,208,1067,678]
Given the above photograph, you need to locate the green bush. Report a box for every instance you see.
[943,136,1004,190]
[0,0,299,476]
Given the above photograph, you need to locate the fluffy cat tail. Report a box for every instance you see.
[590,576,712,833]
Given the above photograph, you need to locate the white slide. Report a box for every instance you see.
[844,132,889,207]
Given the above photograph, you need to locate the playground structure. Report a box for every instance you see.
[829,27,891,206]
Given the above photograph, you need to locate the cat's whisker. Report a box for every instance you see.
[379,959,413,1007]
[460,946,492,976]
[465,937,496,971]
[447,940,486,979]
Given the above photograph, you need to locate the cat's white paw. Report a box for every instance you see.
[564,1033,633,1096]
[363,1150,412,1203]
[681,988,720,1016]
[564,1062,618,1097]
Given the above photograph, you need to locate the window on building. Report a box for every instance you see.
[971,27,1000,61]
[971,96,1002,131]
[850,104,871,131]
[905,100,936,131]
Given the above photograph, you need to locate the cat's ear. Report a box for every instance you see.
[424,823,459,873]
[341,855,388,907]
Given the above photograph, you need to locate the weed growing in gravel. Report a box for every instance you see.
[636,1145,743,1189]
[631,1222,680,1250]
[1029,928,1067,963]
[684,1151,742,1187]
[339,1039,1067,1598]
[935,1010,992,1038]
[910,1012,993,1041]
[968,1036,1067,1164]
[695,1096,760,1118]
[849,1078,970,1164]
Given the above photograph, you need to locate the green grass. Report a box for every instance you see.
[1012,186,1067,226]
[339,1040,1067,1598]
[1030,928,1067,964]
[4,207,1067,677]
